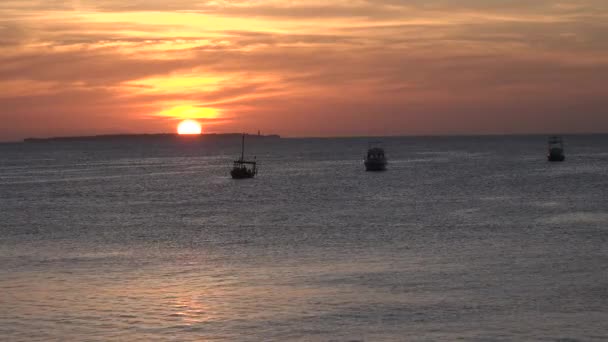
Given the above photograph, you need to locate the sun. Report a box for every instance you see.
[177,120,202,135]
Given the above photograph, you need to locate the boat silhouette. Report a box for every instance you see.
[364,142,387,171]
[231,134,257,179]
[547,136,565,162]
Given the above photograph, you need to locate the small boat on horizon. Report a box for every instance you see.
[547,136,565,162]
[364,142,387,171]
[231,134,257,179]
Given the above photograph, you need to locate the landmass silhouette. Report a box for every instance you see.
[23,133,280,143]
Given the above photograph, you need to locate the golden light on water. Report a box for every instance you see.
[177,120,202,135]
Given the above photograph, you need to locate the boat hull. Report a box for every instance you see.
[364,160,387,171]
[547,154,565,162]
[547,148,565,162]
[231,168,256,179]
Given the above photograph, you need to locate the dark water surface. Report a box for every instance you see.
[1,135,607,341]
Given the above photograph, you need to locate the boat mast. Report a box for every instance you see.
[241,133,245,161]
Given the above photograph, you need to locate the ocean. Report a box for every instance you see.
[1,135,607,341]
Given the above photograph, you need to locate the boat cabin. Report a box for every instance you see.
[367,147,385,161]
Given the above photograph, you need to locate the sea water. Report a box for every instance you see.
[1,135,607,341]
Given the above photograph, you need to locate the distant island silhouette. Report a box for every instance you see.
[24,133,281,143]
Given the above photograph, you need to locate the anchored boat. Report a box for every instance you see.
[547,136,565,162]
[364,142,387,171]
[231,134,257,179]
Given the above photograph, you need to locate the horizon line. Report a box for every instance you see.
[3,131,608,144]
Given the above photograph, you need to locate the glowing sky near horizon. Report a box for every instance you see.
[1,1,607,140]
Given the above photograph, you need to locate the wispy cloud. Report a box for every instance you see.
[1,0,607,140]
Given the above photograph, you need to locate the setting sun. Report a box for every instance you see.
[177,120,202,135]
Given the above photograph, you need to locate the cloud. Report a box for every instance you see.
[1,0,608,140]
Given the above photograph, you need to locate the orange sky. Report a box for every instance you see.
[1,0,607,141]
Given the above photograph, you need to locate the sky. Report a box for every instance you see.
[1,0,607,141]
